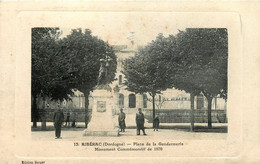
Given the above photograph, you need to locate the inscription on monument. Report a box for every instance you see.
[97,101,106,112]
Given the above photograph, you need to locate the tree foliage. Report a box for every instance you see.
[122,34,173,124]
[123,34,173,95]
[123,28,228,129]
[60,28,117,127]
[31,28,117,128]
[31,28,76,127]
[168,28,228,128]
[175,28,228,98]
[61,29,117,93]
[32,28,75,101]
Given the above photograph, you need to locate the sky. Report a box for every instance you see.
[59,12,187,47]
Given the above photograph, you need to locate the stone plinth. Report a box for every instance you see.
[83,87,119,137]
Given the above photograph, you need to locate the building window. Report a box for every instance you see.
[129,94,136,108]
[197,94,204,109]
[119,75,122,85]
[119,94,124,108]
[143,94,147,108]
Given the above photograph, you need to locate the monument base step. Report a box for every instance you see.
[83,129,119,137]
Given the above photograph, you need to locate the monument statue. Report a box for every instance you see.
[97,55,112,85]
[83,53,118,137]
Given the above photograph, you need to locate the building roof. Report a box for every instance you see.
[112,45,137,53]
[112,45,128,52]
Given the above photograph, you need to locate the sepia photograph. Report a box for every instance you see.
[31,25,228,141]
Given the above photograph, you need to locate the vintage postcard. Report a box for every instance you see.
[0,1,259,164]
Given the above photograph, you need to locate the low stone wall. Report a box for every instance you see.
[36,108,227,123]
[37,109,92,122]
[143,109,227,123]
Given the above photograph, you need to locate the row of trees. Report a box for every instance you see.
[123,28,228,130]
[31,28,117,128]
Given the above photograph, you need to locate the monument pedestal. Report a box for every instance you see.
[83,87,119,137]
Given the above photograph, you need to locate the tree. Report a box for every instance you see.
[169,28,228,129]
[31,28,76,128]
[122,34,172,126]
[61,29,117,128]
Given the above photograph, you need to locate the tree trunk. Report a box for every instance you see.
[41,120,47,130]
[84,90,90,128]
[152,93,156,128]
[32,93,37,128]
[190,93,195,131]
[207,96,213,128]
[41,96,47,130]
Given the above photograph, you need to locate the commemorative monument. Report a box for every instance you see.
[83,55,119,137]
